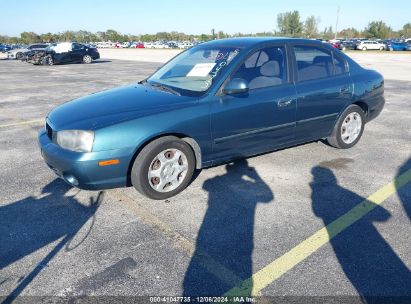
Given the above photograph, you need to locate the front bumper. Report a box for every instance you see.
[38,130,133,190]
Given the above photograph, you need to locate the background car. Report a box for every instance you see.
[388,42,408,51]
[338,40,357,51]
[130,42,145,48]
[0,44,12,53]
[356,40,386,51]
[7,43,49,60]
[32,42,100,65]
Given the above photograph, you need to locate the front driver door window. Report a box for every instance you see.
[210,45,297,161]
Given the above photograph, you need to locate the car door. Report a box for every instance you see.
[292,44,353,141]
[70,43,84,62]
[210,44,297,162]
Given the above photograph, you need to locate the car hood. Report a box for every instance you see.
[47,84,196,130]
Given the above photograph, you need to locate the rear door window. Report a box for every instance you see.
[293,46,334,81]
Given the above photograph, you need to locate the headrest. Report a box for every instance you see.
[313,56,332,65]
[260,61,280,77]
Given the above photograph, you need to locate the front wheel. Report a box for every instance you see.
[41,55,54,65]
[327,105,365,149]
[83,54,92,64]
[362,47,367,51]
[16,52,23,60]
[379,46,385,51]
[131,136,195,200]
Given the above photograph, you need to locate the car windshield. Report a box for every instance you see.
[146,45,242,96]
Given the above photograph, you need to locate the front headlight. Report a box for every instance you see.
[56,130,94,152]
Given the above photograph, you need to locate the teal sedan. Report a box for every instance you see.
[38,38,385,199]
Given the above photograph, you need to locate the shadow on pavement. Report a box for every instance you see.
[396,158,411,221]
[183,159,273,296]
[311,166,411,301]
[0,179,103,303]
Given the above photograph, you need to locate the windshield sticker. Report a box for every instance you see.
[187,63,217,77]
[202,49,241,89]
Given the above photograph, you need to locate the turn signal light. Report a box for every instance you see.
[99,159,120,166]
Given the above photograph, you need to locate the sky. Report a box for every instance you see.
[1,0,410,36]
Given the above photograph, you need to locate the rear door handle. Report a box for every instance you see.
[277,99,293,108]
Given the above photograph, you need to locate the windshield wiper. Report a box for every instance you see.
[148,82,181,96]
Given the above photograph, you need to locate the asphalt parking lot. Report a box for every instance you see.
[0,54,410,303]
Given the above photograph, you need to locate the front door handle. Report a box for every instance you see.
[340,86,350,93]
[277,99,293,108]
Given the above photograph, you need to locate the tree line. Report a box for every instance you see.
[1,11,410,44]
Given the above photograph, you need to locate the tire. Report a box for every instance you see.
[362,47,367,51]
[342,46,346,51]
[131,136,195,200]
[326,105,365,149]
[42,55,54,66]
[16,52,23,60]
[82,54,92,64]
[379,46,385,51]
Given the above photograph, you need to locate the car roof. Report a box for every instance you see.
[199,37,325,49]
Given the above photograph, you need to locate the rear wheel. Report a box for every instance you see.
[131,136,195,200]
[83,54,92,64]
[16,52,23,60]
[379,46,385,51]
[362,47,367,51]
[327,105,365,149]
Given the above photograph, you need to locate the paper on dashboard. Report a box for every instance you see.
[187,63,216,77]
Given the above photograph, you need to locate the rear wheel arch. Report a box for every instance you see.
[126,133,202,186]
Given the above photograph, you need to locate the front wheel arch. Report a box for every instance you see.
[126,133,201,187]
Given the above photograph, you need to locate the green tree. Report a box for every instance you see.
[322,26,334,40]
[60,31,76,42]
[399,23,411,38]
[211,28,216,40]
[304,16,319,38]
[20,32,41,44]
[105,29,122,42]
[364,21,392,39]
[339,27,360,39]
[277,11,303,37]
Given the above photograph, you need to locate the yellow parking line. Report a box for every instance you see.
[224,168,411,297]
[0,119,43,128]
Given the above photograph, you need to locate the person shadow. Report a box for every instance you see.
[183,159,273,296]
[311,166,411,301]
[396,158,411,221]
[0,179,103,303]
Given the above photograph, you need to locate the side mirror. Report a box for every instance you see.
[223,78,249,95]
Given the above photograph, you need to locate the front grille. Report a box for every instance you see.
[46,122,53,140]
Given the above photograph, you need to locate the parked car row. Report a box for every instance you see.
[94,40,197,49]
[7,42,100,65]
[324,38,411,51]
